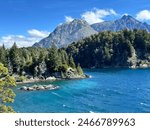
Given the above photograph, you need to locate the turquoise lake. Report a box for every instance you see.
[12,69,150,113]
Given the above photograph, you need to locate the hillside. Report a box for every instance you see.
[66,29,150,68]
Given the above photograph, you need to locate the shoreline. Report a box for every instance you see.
[16,66,150,85]
[16,78,58,85]
[87,65,150,69]
[16,74,89,85]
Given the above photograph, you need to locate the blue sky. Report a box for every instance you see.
[0,0,150,47]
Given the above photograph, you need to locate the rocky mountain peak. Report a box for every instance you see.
[33,19,97,48]
[121,14,134,20]
[33,15,150,48]
[118,15,140,24]
[91,15,150,32]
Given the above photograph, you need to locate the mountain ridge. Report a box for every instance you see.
[91,15,150,32]
[33,15,150,48]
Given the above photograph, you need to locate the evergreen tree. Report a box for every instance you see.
[77,63,83,75]
[61,71,65,78]
[9,43,21,73]
[47,43,61,72]
[0,44,7,66]
[69,55,76,69]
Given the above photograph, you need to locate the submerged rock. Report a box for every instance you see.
[26,87,35,91]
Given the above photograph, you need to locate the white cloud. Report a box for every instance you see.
[65,16,74,22]
[28,29,50,38]
[81,8,117,24]
[0,29,50,48]
[136,10,150,21]
[109,9,117,15]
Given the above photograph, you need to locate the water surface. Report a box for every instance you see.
[12,69,150,113]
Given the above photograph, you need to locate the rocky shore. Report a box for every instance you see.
[16,76,57,85]
[16,67,89,85]
[129,60,150,69]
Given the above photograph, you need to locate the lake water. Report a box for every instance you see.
[12,69,150,113]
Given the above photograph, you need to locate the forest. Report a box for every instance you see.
[0,43,84,81]
[1,29,150,79]
[66,29,150,68]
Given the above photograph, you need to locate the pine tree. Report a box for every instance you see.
[0,44,7,66]
[47,43,61,72]
[9,43,21,73]
[77,63,83,75]
[69,55,76,69]
[61,71,65,78]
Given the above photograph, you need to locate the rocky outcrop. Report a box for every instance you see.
[129,59,150,69]
[20,84,59,91]
[137,60,150,68]
[60,67,87,79]
[127,46,150,69]
[15,64,89,85]
[16,75,57,84]
[16,69,88,84]
[67,69,84,79]
[128,45,137,68]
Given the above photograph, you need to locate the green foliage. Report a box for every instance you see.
[66,29,150,68]
[9,43,21,73]
[69,55,76,69]
[16,76,27,82]
[0,43,79,78]
[77,63,83,75]
[0,63,16,113]
[46,44,61,72]
[58,64,68,72]
[60,71,66,79]
[0,44,7,66]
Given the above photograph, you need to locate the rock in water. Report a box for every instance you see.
[20,84,59,91]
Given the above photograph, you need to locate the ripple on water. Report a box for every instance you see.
[140,102,150,108]
[13,69,150,113]
[51,92,62,98]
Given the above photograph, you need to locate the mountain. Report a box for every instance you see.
[33,19,97,48]
[33,15,150,48]
[91,15,150,32]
